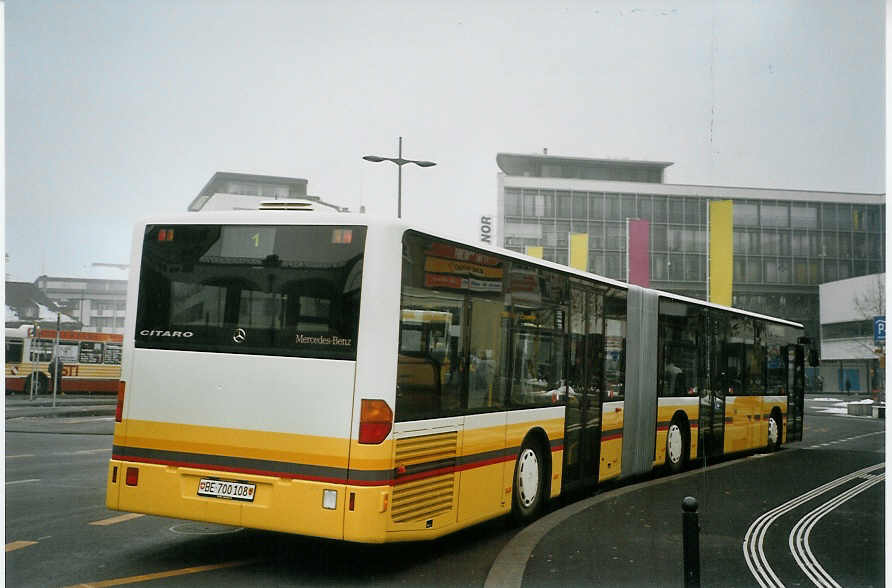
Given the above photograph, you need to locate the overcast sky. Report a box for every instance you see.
[4,0,885,282]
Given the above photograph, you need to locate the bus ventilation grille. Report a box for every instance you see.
[391,431,458,523]
[258,199,315,211]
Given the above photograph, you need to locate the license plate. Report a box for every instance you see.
[197,478,256,502]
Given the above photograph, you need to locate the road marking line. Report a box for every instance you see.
[743,462,885,588]
[6,454,36,459]
[5,541,38,552]
[60,448,112,455]
[6,479,40,485]
[89,513,145,526]
[65,558,259,587]
[789,472,885,588]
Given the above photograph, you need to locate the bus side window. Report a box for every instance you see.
[603,291,626,401]
[6,340,23,363]
[467,297,504,411]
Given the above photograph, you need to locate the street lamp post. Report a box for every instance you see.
[363,136,436,218]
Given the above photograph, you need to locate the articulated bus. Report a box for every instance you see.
[106,208,807,543]
[6,326,123,395]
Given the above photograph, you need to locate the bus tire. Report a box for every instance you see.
[511,437,546,523]
[24,373,48,395]
[767,411,782,451]
[666,416,688,474]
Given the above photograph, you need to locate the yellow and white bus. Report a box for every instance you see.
[6,326,123,395]
[106,208,807,542]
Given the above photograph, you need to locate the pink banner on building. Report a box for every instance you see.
[627,219,650,287]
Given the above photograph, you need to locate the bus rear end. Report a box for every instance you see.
[106,220,371,540]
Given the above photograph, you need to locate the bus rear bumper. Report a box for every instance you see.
[106,460,352,540]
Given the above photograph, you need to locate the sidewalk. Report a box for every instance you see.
[5,394,116,419]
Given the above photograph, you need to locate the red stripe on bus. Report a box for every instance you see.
[111,454,385,487]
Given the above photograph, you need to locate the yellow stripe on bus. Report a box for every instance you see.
[120,420,350,469]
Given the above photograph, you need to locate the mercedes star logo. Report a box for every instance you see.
[232,328,247,344]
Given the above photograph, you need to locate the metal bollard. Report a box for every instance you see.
[682,496,700,588]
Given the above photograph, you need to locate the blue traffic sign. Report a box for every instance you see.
[874,316,885,344]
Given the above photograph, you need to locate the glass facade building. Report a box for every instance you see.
[496,153,885,342]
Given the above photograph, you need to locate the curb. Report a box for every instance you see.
[6,407,116,419]
[484,450,793,588]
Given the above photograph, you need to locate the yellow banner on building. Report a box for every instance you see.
[569,233,589,271]
[708,200,733,306]
[525,246,544,259]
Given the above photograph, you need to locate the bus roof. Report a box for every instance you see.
[137,209,803,330]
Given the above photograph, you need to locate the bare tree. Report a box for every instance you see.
[853,274,886,320]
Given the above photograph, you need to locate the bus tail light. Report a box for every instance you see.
[115,381,126,422]
[358,399,392,444]
[126,467,139,486]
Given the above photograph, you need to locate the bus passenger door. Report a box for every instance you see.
[563,286,603,489]
[700,312,726,458]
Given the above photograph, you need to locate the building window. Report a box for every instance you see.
[837,204,853,230]
[777,261,791,283]
[761,203,789,228]
[734,230,747,254]
[764,259,777,283]
[684,198,701,225]
[505,189,522,216]
[606,194,621,220]
[669,198,684,224]
[523,191,536,217]
[821,204,838,230]
[653,198,667,223]
[622,194,636,219]
[822,320,873,339]
[541,191,555,217]
[588,222,604,249]
[838,233,852,258]
[684,255,703,282]
[822,260,838,282]
[761,231,779,255]
[573,193,587,218]
[605,253,622,279]
[606,223,625,250]
[746,258,762,283]
[734,202,759,227]
[589,193,603,220]
[638,197,652,220]
[669,253,683,281]
[557,192,572,218]
[869,234,883,258]
[867,206,884,231]
[652,225,668,251]
[652,254,667,281]
[790,204,818,229]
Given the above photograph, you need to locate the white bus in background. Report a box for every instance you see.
[106,203,808,543]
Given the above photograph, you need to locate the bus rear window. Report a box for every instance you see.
[135,224,366,360]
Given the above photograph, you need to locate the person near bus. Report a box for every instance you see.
[49,354,64,394]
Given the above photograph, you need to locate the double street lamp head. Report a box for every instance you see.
[362,138,436,218]
[362,155,437,168]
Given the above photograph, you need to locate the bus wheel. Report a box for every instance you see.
[767,412,782,451]
[666,418,688,474]
[24,373,48,395]
[511,438,545,523]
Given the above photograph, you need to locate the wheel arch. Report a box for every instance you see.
[520,426,552,499]
[671,410,692,448]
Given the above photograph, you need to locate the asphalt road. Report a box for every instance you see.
[4,396,885,587]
